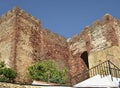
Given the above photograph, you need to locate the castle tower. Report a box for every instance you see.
[0,7,42,83]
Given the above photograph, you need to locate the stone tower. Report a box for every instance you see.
[0,7,42,83]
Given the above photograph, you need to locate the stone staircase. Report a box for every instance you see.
[74,74,120,87]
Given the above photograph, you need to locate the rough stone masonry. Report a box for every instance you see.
[69,13,120,69]
[0,7,120,84]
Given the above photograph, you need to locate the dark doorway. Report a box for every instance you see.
[81,51,89,68]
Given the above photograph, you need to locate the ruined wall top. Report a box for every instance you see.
[0,6,41,26]
[69,13,120,56]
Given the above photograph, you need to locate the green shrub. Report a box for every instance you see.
[0,61,17,82]
[28,60,68,84]
[2,68,17,81]
[0,76,9,82]
[0,61,5,68]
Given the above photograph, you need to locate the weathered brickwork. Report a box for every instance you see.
[70,14,120,70]
[0,7,78,83]
[0,7,120,84]
[0,9,17,68]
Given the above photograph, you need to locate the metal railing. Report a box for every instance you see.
[70,60,120,85]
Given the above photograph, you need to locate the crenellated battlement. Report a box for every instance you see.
[0,6,41,26]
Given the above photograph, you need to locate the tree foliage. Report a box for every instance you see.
[27,60,68,84]
[0,61,17,82]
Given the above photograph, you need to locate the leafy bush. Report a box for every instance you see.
[2,68,17,81]
[0,61,17,82]
[0,61,5,68]
[28,60,68,84]
[0,76,9,82]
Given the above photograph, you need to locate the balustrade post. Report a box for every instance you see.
[108,60,113,81]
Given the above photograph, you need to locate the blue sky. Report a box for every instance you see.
[0,0,120,38]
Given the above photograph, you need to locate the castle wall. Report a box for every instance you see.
[13,7,70,83]
[14,9,42,83]
[1,7,120,85]
[0,7,42,83]
[70,14,120,70]
[0,11,16,68]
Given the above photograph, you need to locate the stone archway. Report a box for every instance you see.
[81,51,89,68]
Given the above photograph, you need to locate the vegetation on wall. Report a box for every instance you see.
[27,60,68,84]
[0,61,17,82]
